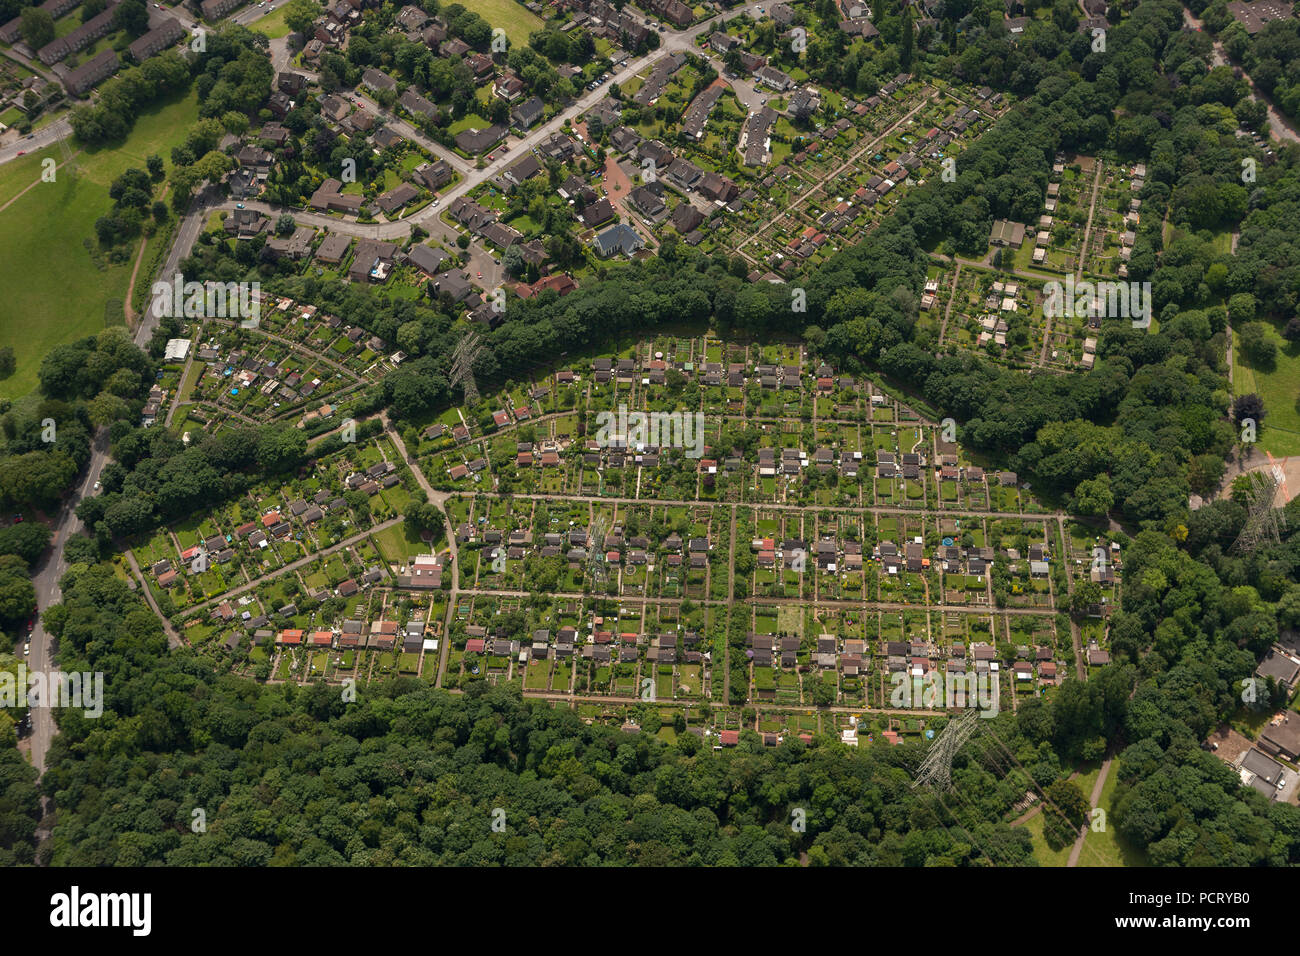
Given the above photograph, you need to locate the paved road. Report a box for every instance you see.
[25,196,209,775]
[20,1,842,767]
[1181,5,1299,145]
[1066,756,1112,867]
[215,3,758,244]
[0,118,71,167]
[0,5,197,166]
[177,515,404,616]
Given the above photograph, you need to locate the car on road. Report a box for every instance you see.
[26,618,34,633]
[23,642,30,657]
[236,202,245,208]
[12,515,21,523]
[92,480,100,491]
[431,198,440,207]
[15,151,24,156]
[476,271,483,279]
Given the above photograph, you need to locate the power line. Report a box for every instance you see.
[912,708,980,790]
[449,331,485,405]
[1232,469,1285,554]
[979,723,1110,867]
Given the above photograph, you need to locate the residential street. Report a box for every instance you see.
[24,194,210,776]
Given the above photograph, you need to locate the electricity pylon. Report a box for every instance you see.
[449,331,484,405]
[1232,470,1285,554]
[912,709,981,791]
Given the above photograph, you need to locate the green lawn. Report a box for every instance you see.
[447,113,493,136]
[1076,762,1149,867]
[251,5,294,39]
[372,521,428,565]
[1024,810,1074,867]
[1234,321,1300,456]
[457,0,542,38]
[0,88,201,400]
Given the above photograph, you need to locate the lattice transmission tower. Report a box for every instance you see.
[1232,470,1285,554]
[449,331,484,405]
[912,709,982,791]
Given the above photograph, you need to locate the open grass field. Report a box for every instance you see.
[1025,810,1074,867]
[1076,764,1149,867]
[457,0,542,36]
[371,520,427,565]
[250,5,294,39]
[0,87,200,400]
[1234,320,1300,457]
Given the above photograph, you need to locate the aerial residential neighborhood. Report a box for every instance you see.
[0,0,1298,898]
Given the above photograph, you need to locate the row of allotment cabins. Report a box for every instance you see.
[185,327,352,412]
[209,560,387,636]
[273,614,429,653]
[149,462,401,591]
[746,631,1061,689]
[460,619,709,667]
[457,521,715,578]
[746,529,1052,578]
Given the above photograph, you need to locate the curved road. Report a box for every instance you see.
[1181,5,1300,145]
[25,194,208,774]
[215,3,763,242]
[20,2,769,771]
[0,118,71,167]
